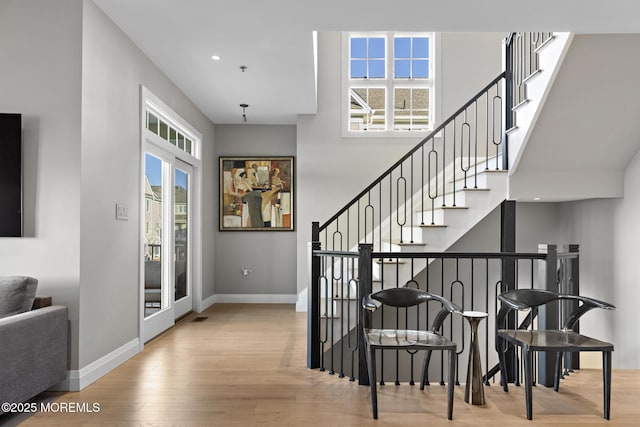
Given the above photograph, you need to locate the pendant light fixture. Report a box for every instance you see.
[240,103,249,122]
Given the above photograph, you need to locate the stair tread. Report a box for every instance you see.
[513,98,530,110]
[522,68,542,84]
[440,205,469,210]
[534,35,555,52]
[506,125,519,134]
[376,259,407,264]
[392,241,427,246]
[449,168,507,183]
[417,205,469,213]
[419,224,447,228]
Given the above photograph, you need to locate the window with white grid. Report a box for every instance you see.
[345,32,436,135]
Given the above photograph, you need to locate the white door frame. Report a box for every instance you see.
[139,86,203,346]
[142,148,175,342]
[174,159,194,319]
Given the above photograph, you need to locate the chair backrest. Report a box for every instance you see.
[497,288,615,331]
[363,287,461,332]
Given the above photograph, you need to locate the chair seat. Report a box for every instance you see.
[365,328,456,349]
[498,329,614,352]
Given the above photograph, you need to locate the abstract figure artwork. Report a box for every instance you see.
[219,156,294,231]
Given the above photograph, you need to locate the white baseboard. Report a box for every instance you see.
[212,294,297,304]
[51,338,139,391]
[200,294,217,311]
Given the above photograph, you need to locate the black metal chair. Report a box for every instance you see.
[362,287,461,420]
[496,289,615,420]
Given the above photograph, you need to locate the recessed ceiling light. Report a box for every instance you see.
[211,55,221,61]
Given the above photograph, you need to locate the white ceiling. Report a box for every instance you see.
[92,0,640,125]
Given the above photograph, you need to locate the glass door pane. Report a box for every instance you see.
[144,153,166,318]
[174,167,188,303]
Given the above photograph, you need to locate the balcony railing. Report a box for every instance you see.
[308,243,580,389]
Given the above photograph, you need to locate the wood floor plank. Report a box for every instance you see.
[5,303,638,426]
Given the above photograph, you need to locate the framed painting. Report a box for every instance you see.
[219,156,295,231]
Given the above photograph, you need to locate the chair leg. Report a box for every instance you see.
[497,338,509,392]
[554,351,563,392]
[366,345,378,419]
[603,351,612,420]
[420,349,433,390]
[447,348,455,420]
[523,348,533,420]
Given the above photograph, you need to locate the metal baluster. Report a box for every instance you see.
[451,258,465,385]
[389,173,392,253]
[339,257,345,378]
[442,127,447,207]
[484,258,490,385]
[365,192,374,247]
[395,257,400,385]
[440,258,445,385]
[356,199,360,247]
[319,256,328,372]
[397,164,407,244]
[493,86,503,169]
[474,100,479,188]
[410,155,414,243]
[347,258,358,381]
[461,109,471,189]
[486,89,490,170]
[452,117,457,206]
[421,145,425,225]
[428,145,438,225]
[379,183,382,252]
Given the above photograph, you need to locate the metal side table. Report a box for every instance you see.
[461,310,489,405]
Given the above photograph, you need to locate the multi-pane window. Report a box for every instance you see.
[394,88,429,131]
[347,32,434,133]
[394,36,429,79]
[349,88,386,131]
[350,37,385,79]
[146,110,195,155]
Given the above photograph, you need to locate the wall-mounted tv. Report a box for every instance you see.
[0,113,22,237]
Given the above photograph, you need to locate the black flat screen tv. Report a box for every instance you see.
[0,113,22,237]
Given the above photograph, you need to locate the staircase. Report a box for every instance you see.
[310,32,573,377]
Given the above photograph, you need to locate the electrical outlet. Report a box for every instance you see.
[242,266,251,278]
[116,203,128,220]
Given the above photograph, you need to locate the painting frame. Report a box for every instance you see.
[219,156,295,231]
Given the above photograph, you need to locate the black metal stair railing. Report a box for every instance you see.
[315,32,555,257]
[505,32,554,132]
[308,245,580,389]
[318,73,506,255]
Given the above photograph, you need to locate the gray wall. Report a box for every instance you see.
[553,148,640,368]
[0,0,83,368]
[0,0,216,375]
[78,0,216,367]
[214,125,297,298]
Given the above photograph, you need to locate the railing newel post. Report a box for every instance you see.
[307,222,321,369]
[566,244,580,371]
[537,243,558,387]
[358,243,373,386]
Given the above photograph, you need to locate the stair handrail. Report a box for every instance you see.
[320,71,506,233]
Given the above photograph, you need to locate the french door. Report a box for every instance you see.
[142,149,194,342]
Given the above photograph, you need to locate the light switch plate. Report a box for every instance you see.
[116,203,128,220]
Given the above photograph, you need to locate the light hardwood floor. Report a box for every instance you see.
[7,304,639,426]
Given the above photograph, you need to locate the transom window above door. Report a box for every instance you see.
[145,107,199,159]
